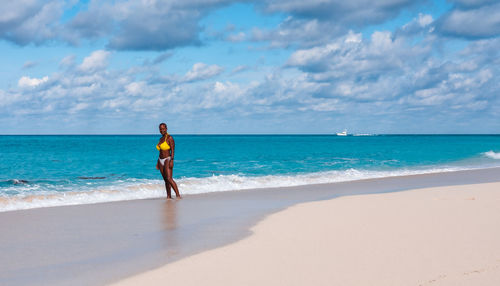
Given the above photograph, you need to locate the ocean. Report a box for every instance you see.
[1,134,499,212]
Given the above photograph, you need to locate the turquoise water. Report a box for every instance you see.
[1,135,499,211]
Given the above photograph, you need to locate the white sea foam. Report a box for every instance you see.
[0,165,480,212]
[483,151,500,160]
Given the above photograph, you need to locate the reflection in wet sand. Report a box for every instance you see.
[161,200,179,257]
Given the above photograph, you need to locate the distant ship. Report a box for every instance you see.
[336,129,348,136]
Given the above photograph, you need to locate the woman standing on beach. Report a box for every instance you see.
[156,123,181,199]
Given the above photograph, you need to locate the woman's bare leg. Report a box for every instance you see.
[166,162,181,198]
[159,162,172,198]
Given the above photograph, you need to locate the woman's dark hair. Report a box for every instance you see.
[159,123,167,128]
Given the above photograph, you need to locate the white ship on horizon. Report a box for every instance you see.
[336,129,348,136]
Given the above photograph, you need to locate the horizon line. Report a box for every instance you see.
[1,133,500,136]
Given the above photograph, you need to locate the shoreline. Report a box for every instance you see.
[113,181,500,286]
[1,167,499,285]
[2,165,500,213]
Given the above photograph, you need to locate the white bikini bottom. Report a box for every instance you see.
[158,156,171,166]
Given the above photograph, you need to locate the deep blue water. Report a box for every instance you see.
[1,135,499,211]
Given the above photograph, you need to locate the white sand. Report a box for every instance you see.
[112,182,500,286]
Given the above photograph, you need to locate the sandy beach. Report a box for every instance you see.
[1,168,500,285]
[114,181,500,286]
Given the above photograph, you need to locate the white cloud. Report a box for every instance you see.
[251,0,417,48]
[67,0,226,50]
[68,102,90,114]
[438,2,500,38]
[0,0,38,23]
[344,31,362,43]
[251,18,340,48]
[72,83,100,97]
[0,0,64,45]
[418,13,433,27]
[287,43,341,67]
[287,30,410,77]
[79,50,111,72]
[262,0,415,25]
[184,63,224,82]
[369,31,394,51]
[18,76,49,88]
[283,23,499,119]
[0,0,219,49]
[213,81,228,93]
[126,81,146,95]
[196,81,244,109]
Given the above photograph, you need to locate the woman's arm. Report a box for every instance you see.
[169,136,175,168]
[170,136,175,159]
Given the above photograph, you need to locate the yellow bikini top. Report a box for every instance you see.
[156,134,171,151]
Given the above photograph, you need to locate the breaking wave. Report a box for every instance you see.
[483,151,500,160]
[0,165,474,212]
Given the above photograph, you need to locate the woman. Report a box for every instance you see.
[156,123,181,199]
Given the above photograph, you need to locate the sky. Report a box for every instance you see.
[0,0,499,134]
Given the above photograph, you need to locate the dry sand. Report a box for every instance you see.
[113,182,500,286]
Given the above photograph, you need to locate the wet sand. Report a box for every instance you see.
[0,168,499,285]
